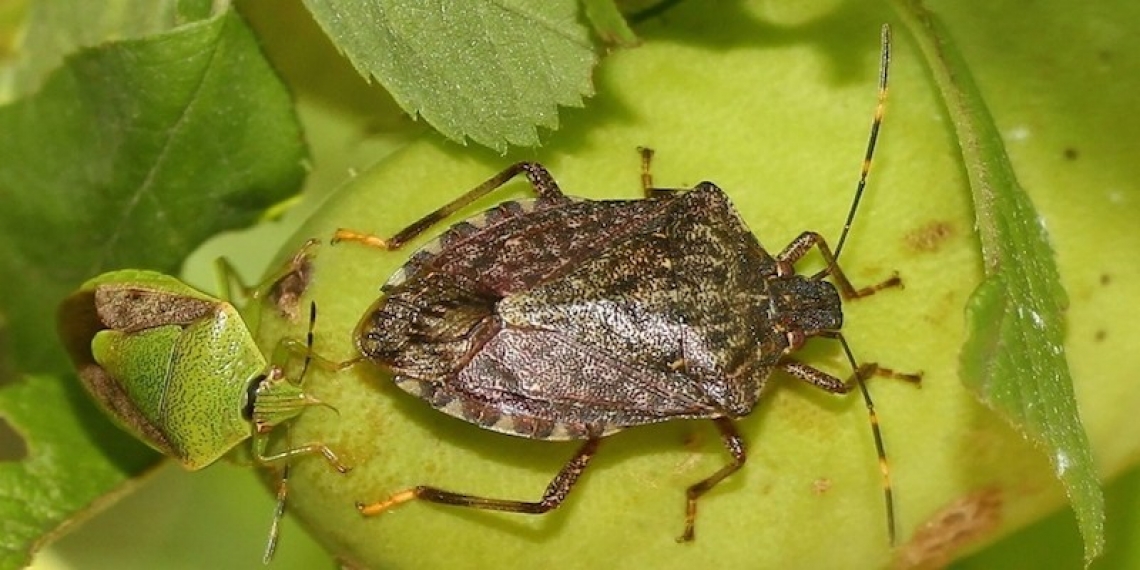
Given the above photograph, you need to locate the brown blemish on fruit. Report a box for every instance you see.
[336,555,369,570]
[812,478,832,495]
[672,428,706,476]
[1094,330,1107,342]
[905,221,955,253]
[893,487,1003,569]
[1063,147,1079,161]
[1100,273,1111,286]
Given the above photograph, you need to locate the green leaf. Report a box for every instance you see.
[891,0,1104,564]
[0,8,307,374]
[0,375,160,570]
[0,9,307,564]
[300,0,597,151]
[1,0,205,101]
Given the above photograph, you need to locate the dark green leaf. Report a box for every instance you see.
[891,1,1104,564]
[0,374,161,570]
[3,0,195,100]
[0,10,306,562]
[0,9,306,374]
[300,0,597,151]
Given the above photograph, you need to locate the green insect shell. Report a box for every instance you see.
[58,269,310,470]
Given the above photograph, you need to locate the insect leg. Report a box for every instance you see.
[255,303,352,473]
[778,358,849,394]
[637,146,689,198]
[258,304,350,562]
[214,238,318,304]
[332,162,568,251]
[271,303,360,378]
[276,338,362,372]
[811,331,923,387]
[250,368,350,473]
[775,231,900,300]
[263,463,290,563]
[678,417,746,542]
[254,437,349,472]
[357,438,600,516]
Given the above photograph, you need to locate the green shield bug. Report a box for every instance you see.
[57,241,348,560]
[335,25,918,544]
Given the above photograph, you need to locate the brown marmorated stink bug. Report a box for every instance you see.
[333,25,919,544]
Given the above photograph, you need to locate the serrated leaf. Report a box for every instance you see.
[891,0,1104,564]
[301,0,596,151]
[0,375,161,570]
[0,9,307,374]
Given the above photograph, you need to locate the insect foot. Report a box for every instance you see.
[57,243,350,561]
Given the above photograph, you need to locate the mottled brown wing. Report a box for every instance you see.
[396,196,678,295]
[93,286,215,333]
[381,185,785,436]
[499,185,784,387]
[358,271,500,380]
[397,326,730,441]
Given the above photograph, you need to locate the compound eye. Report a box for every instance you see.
[242,374,268,420]
[785,330,806,351]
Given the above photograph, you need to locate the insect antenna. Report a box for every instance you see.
[826,25,900,547]
[297,301,318,384]
[263,301,319,564]
[833,332,898,546]
[857,373,898,547]
[833,24,891,263]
